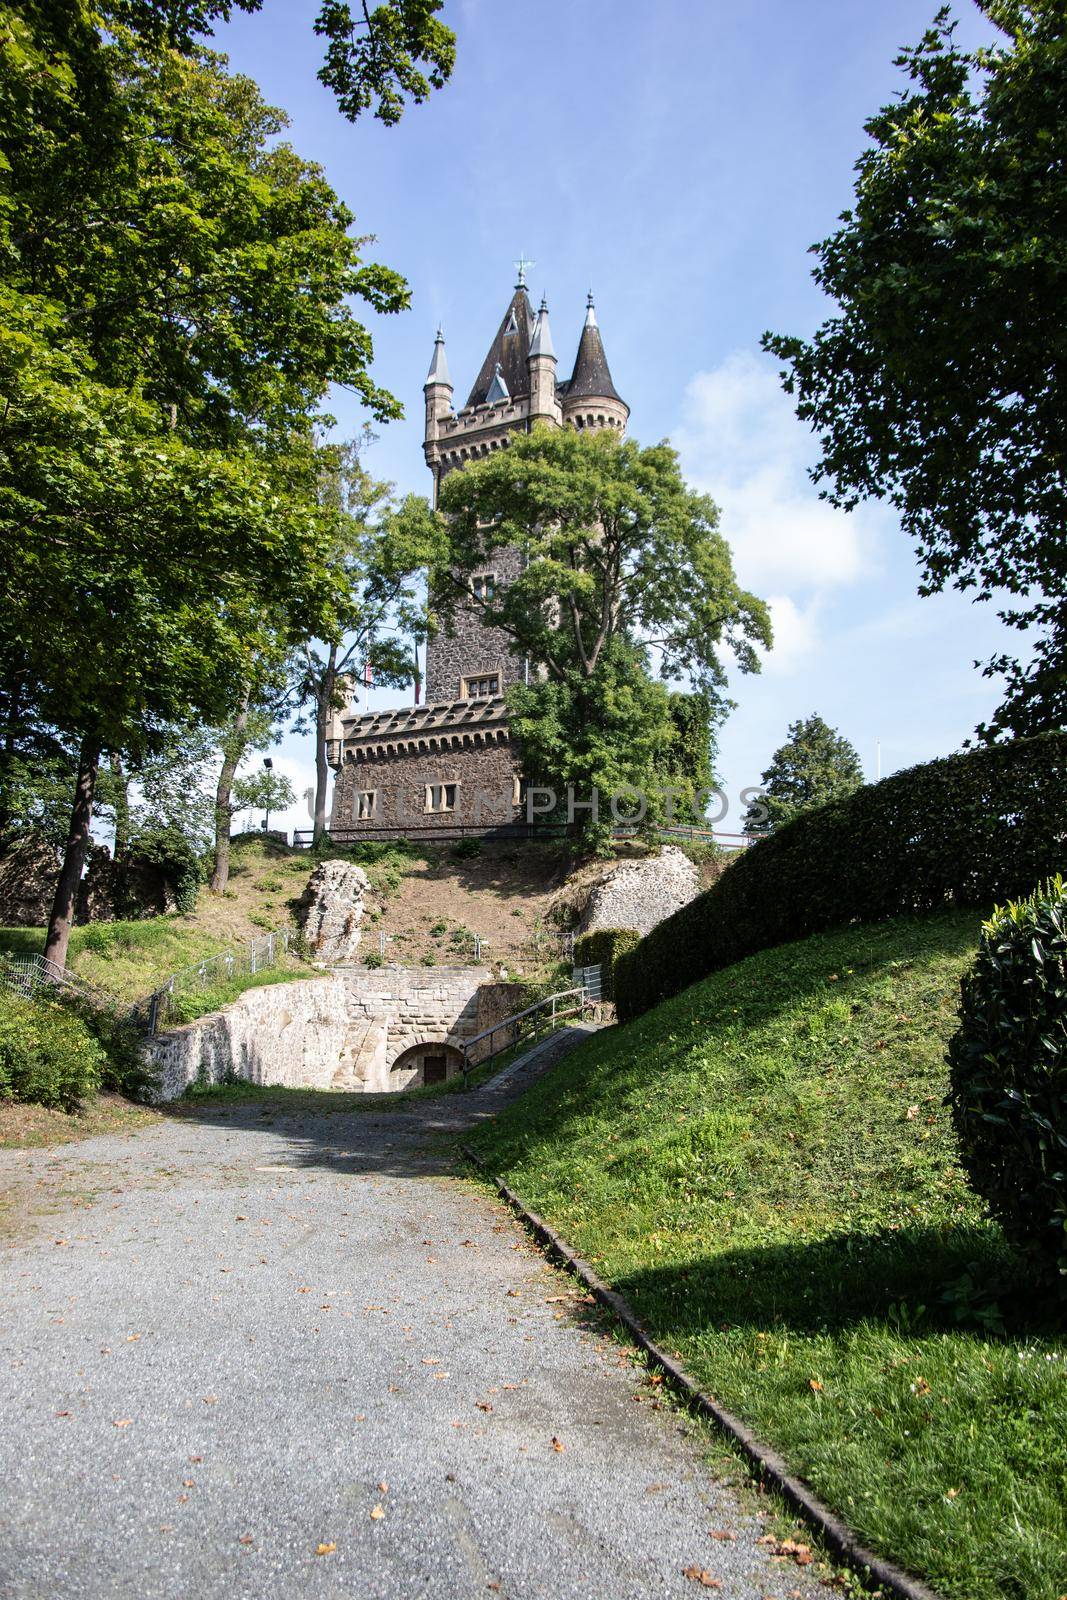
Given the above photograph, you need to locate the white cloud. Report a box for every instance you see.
[674,350,887,596]
[763,594,822,675]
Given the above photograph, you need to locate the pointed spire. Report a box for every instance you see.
[485,361,510,404]
[567,292,625,405]
[528,295,556,362]
[465,285,534,408]
[425,326,451,388]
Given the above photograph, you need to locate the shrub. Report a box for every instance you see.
[616,732,1065,1022]
[61,995,158,1103]
[573,927,641,1002]
[452,838,482,860]
[948,877,1067,1289]
[364,952,383,969]
[0,988,105,1110]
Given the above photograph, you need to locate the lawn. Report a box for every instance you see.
[466,909,1067,1600]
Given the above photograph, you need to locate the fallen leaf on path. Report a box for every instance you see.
[370,1505,385,1521]
[475,1401,494,1413]
[316,1541,337,1554]
[188,1455,203,1464]
[378,1481,388,1493]
[551,1437,564,1452]
[238,1535,253,1546]
[682,1568,720,1589]
[202,1395,218,1405]
[55,1411,71,1419]
[112,1418,133,1428]
[709,1530,737,1541]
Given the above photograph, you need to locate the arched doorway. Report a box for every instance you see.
[390,1041,464,1089]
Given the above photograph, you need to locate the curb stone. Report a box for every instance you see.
[462,1146,944,1600]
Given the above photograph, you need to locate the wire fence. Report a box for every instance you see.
[132,932,292,1036]
[0,952,114,1010]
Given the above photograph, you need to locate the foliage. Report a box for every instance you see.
[467,910,1067,1599]
[949,876,1067,1292]
[438,426,768,846]
[744,713,864,836]
[163,964,318,1025]
[313,0,455,125]
[764,3,1067,741]
[617,732,1066,1022]
[125,825,203,915]
[0,987,105,1111]
[293,440,444,841]
[231,770,296,823]
[572,927,640,1002]
[60,992,158,1101]
[439,425,770,702]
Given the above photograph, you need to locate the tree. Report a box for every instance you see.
[437,426,770,845]
[103,0,455,124]
[0,28,396,967]
[230,768,296,832]
[295,443,442,844]
[763,3,1067,741]
[744,714,864,836]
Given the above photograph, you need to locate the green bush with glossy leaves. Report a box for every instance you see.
[948,876,1067,1290]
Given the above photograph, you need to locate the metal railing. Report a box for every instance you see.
[132,931,291,1036]
[0,952,116,1010]
[459,985,596,1085]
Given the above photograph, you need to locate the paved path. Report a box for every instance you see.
[0,1036,823,1599]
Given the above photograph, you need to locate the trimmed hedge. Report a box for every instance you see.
[573,927,641,1002]
[948,877,1067,1289]
[616,732,1066,1023]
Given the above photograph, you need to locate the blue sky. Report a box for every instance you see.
[215,0,1006,836]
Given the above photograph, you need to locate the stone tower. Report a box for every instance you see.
[327,267,628,837]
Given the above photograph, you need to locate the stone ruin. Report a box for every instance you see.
[294,858,370,965]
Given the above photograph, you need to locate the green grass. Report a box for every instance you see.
[160,964,323,1026]
[466,909,1067,1600]
[0,918,232,1002]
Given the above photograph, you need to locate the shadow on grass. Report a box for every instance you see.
[613,1223,1052,1343]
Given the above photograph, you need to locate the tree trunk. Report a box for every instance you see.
[209,684,250,894]
[43,735,99,971]
[312,660,336,847]
[110,751,129,856]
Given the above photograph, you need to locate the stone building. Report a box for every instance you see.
[328,265,628,836]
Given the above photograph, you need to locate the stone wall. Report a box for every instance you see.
[146,975,348,1102]
[147,965,524,1100]
[330,738,520,835]
[425,546,526,704]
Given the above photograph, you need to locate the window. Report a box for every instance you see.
[425,783,458,814]
[471,572,496,601]
[462,673,500,700]
[355,790,377,820]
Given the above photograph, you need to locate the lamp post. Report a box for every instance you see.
[263,757,273,833]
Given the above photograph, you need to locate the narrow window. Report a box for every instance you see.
[355,790,377,820]
[471,572,496,602]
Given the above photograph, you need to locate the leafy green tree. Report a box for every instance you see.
[104,0,455,123]
[437,426,769,847]
[744,714,864,836]
[0,28,404,966]
[231,768,296,832]
[295,442,444,844]
[763,3,1067,741]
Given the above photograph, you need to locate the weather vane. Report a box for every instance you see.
[514,253,535,288]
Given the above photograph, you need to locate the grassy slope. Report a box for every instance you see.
[467,910,1067,1600]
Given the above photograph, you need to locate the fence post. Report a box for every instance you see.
[475,935,481,961]
[250,940,257,978]
[267,932,274,967]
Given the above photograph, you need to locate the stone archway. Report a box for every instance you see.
[389,1040,464,1090]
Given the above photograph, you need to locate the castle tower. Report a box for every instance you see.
[328,267,627,839]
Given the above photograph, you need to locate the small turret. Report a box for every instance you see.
[527,296,561,426]
[423,327,454,488]
[561,292,629,434]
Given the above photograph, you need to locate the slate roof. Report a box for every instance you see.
[341,695,510,744]
[464,288,535,408]
[567,304,624,404]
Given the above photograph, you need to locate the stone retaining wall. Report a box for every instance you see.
[147,966,526,1100]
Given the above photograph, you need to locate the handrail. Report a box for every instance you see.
[460,986,593,1086]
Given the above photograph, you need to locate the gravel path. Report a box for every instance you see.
[0,1034,824,1599]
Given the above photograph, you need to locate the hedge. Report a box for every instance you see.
[948,876,1067,1290]
[0,987,105,1111]
[573,927,641,1002]
[615,732,1066,1023]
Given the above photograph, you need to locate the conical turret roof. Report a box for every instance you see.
[464,286,535,408]
[565,292,624,404]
